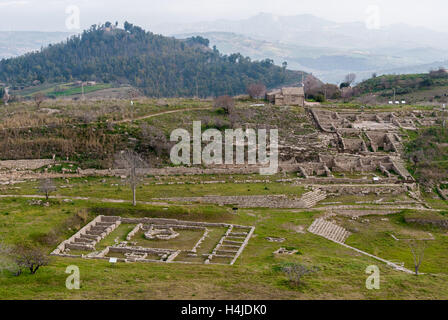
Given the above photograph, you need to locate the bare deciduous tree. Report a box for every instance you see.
[281,263,317,287]
[213,95,235,114]
[247,83,267,99]
[33,92,45,108]
[408,240,427,276]
[39,178,56,201]
[140,123,172,157]
[14,244,50,275]
[128,88,140,100]
[345,73,357,85]
[341,87,354,102]
[304,74,322,99]
[359,94,378,106]
[115,150,148,206]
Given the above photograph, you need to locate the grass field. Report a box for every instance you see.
[0,192,447,299]
[0,97,447,299]
[11,82,113,98]
[0,176,306,201]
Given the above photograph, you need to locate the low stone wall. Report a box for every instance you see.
[316,184,411,195]
[0,159,54,170]
[404,217,448,229]
[126,223,142,241]
[156,195,309,209]
[51,215,103,255]
[52,215,121,255]
[78,163,304,177]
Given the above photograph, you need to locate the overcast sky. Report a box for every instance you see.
[1,0,448,32]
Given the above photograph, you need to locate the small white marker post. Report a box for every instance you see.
[109,257,118,264]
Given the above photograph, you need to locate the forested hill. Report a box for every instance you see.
[355,68,448,96]
[0,22,302,97]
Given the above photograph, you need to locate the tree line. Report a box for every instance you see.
[0,22,301,98]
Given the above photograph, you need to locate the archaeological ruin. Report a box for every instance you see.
[52,215,255,266]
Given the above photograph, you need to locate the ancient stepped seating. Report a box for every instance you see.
[391,159,414,181]
[308,218,350,243]
[299,189,327,208]
[206,226,255,265]
[64,217,121,252]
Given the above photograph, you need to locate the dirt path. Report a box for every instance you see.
[0,194,170,206]
[0,193,443,212]
[0,106,212,131]
[111,107,212,124]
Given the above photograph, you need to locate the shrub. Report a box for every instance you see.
[13,243,50,275]
[278,262,317,288]
[213,96,235,114]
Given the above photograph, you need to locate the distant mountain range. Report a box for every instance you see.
[153,13,448,83]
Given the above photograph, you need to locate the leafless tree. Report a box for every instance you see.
[281,263,316,287]
[33,92,45,108]
[359,94,378,106]
[408,240,427,276]
[341,87,354,102]
[128,88,140,100]
[429,67,448,78]
[39,178,57,201]
[345,73,357,86]
[213,95,235,114]
[140,123,172,157]
[13,244,50,275]
[247,83,267,99]
[321,83,341,99]
[304,74,322,99]
[115,150,148,206]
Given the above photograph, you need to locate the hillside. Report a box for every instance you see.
[354,69,448,103]
[0,23,302,97]
[0,98,448,300]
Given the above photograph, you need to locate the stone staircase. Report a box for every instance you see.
[64,216,121,251]
[390,158,414,181]
[308,217,414,274]
[206,226,255,265]
[308,218,350,243]
[299,189,327,208]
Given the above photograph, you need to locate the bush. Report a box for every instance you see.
[13,243,50,275]
[213,96,235,114]
[314,94,326,103]
[277,262,318,288]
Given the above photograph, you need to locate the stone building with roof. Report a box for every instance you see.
[267,87,305,106]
